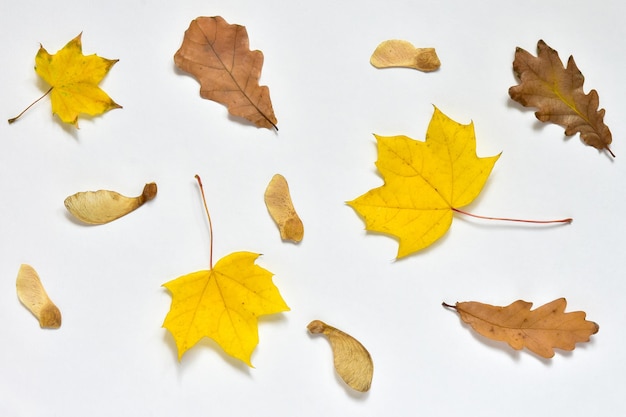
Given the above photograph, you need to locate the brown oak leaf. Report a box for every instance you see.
[444,298,599,358]
[509,40,613,157]
[174,16,278,130]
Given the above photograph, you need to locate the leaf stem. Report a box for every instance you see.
[195,175,214,269]
[442,302,457,310]
[8,86,53,124]
[451,207,572,224]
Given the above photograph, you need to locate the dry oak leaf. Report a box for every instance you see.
[174,16,278,130]
[9,33,121,126]
[443,298,599,358]
[347,106,500,258]
[163,252,290,365]
[509,40,613,157]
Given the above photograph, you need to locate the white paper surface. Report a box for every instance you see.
[0,1,624,416]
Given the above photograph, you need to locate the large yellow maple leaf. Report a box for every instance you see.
[348,107,500,258]
[30,33,121,126]
[163,252,289,365]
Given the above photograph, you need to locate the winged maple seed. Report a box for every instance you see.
[348,106,571,258]
[16,264,61,329]
[307,320,373,392]
[509,40,613,157]
[264,174,304,242]
[174,16,278,130]
[9,33,121,126]
[370,40,440,72]
[162,176,289,366]
[64,183,157,225]
[443,298,599,358]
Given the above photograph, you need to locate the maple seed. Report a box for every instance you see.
[264,174,304,242]
[64,182,157,225]
[370,40,440,72]
[16,264,61,329]
[443,299,599,358]
[307,320,374,392]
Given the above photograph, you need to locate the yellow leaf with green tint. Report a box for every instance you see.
[162,251,289,365]
[10,33,121,126]
[348,107,500,257]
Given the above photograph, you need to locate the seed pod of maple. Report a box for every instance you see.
[16,264,61,329]
[64,182,157,224]
[264,174,303,242]
[307,320,373,392]
[370,40,440,72]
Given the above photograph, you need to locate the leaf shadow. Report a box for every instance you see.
[72,113,105,132]
[160,301,289,376]
[506,95,560,134]
[350,221,452,263]
[227,113,276,132]
[389,229,452,263]
[59,121,80,139]
[505,96,613,161]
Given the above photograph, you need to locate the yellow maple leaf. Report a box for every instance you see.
[347,107,500,257]
[9,33,121,126]
[163,252,289,365]
[162,176,289,366]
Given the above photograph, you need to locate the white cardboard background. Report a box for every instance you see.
[1,1,624,416]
